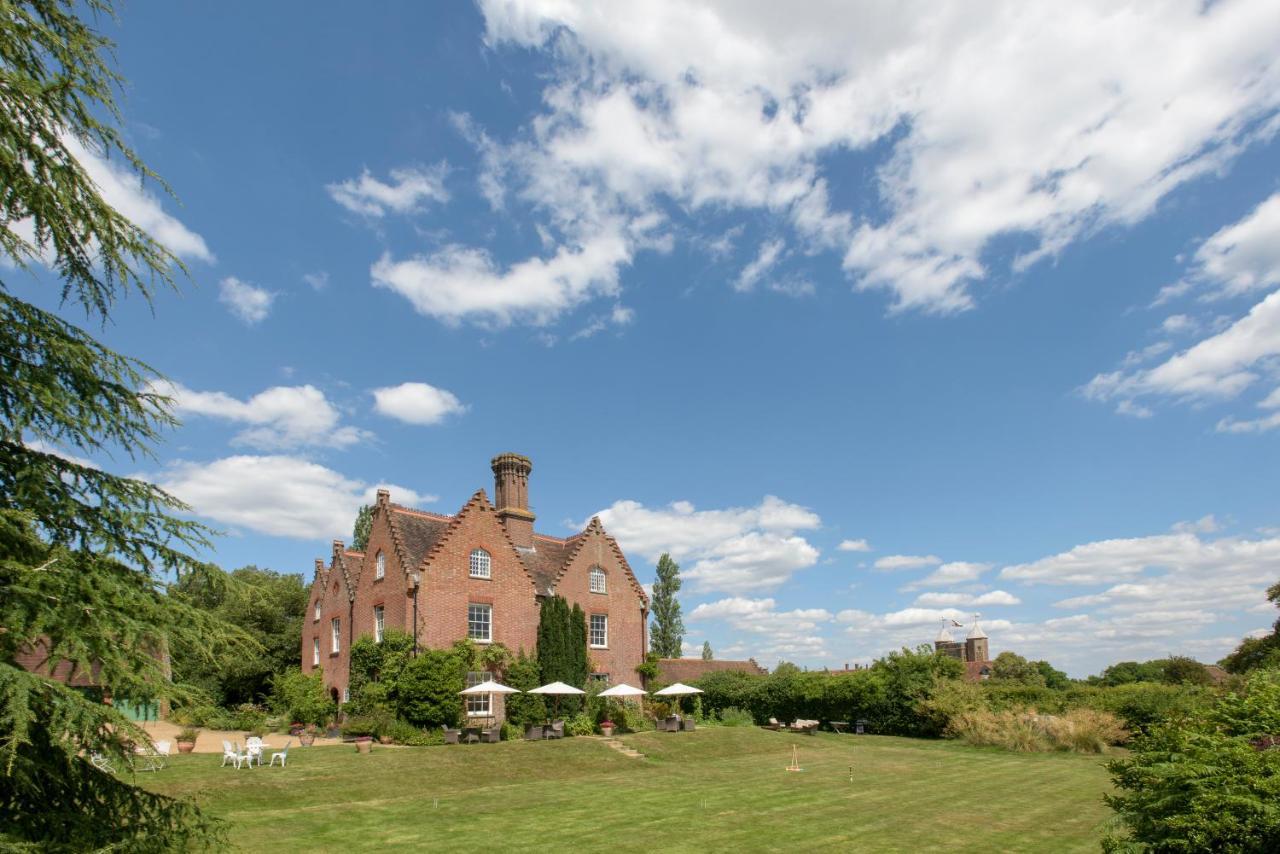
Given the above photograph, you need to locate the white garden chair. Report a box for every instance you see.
[89,752,115,774]
[221,740,246,769]
[135,742,167,772]
[245,736,264,767]
[269,740,291,767]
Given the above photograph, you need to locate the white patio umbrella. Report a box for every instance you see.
[459,680,519,729]
[597,683,647,729]
[528,681,586,719]
[654,682,703,716]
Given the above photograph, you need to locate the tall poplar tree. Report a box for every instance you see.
[351,503,373,551]
[0,2,245,847]
[649,553,685,658]
[702,641,713,661]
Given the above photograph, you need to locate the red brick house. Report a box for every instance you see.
[301,453,649,721]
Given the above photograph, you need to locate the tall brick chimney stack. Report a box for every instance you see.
[491,452,535,549]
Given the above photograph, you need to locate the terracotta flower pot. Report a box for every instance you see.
[600,726,615,737]
[176,741,195,754]
[354,736,373,754]
[299,733,316,747]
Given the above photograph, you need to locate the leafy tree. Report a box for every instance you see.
[1035,660,1071,690]
[650,553,685,658]
[268,668,334,726]
[991,652,1046,686]
[170,565,308,706]
[0,1,246,847]
[1104,669,1280,852]
[1221,580,1280,674]
[702,641,713,661]
[395,646,464,728]
[503,650,547,729]
[1094,659,1166,687]
[1161,655,1211,686]
[351,504,374,551]
[870,646,965,737]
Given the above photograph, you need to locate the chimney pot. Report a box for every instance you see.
[491,452,535,548]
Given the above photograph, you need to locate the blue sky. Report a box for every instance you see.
[14,1,1280,675]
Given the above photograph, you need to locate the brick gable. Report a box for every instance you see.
[417,491,541,655]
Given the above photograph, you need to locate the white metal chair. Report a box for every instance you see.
[221,740,247,769]
[245,736,264,768]
[90,752,116,774]
[135,741,167,772]
[269,740,291,767]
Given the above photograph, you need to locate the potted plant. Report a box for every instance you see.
[299,725,317,747]
[175,727,199,754]
[599,719,615,737]
[342,717,377,754]
[288,721,305,736]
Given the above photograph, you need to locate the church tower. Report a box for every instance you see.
[964,615,989,663]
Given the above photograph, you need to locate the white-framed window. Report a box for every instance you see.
[467,603,492,642]
[589,673,610,686]
[375,551,385,580]
[465,670,492,717]
[331,617,341,653]
[312,637,319,666]
[590,614,608,648]
[374,605,385,643]
[589,566,607,594]
[469,548,491,579]
[313,600,321,622]
[342,687,350,703]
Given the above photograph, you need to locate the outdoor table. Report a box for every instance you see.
[462,727,481,744]
[830,721,849,734]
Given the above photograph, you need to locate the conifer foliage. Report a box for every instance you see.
[0,1,245,848]
[650,553,685,658]
[536,596,588,710]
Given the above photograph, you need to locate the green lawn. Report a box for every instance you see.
[142,728,1114,852]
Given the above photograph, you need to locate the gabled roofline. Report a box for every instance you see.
[418,489,541,593]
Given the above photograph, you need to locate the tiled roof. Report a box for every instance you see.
[656,658,768,684]
[387,505,451,571]
[518,534,579,594]
[340,550,364,588]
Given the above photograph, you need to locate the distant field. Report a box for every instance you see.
[141,727,1114,852]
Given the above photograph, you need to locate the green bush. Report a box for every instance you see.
[395,647,464,728]
[502,650,547,730]
[268,668,334,726]
[1104,669,1280,852]
[1083,681,1208,733]
[565,714,596,736]
[716,706,754,727]
[383,719,440,746]
[340,716,378,738]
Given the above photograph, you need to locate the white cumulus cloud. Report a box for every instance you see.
[472,0,1280,315]
[218,277,275,324]
[873,554,941,571]
[372,382,468,425]
[153,455,435,540]
[593,495,821,594]
[150,381,368,449]
[327,164,450,217]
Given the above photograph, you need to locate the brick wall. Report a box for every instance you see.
[351,509,413,647]
[555,527,647,684]
[418,494,541,657]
